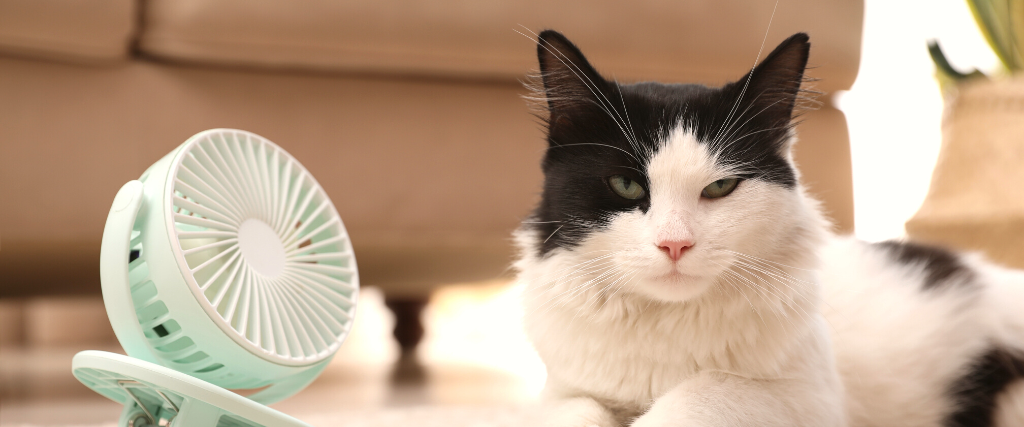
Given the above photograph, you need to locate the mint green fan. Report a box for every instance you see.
[73,129,359,427]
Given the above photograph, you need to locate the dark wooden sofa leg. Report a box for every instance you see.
[384,297,428,354]
[384,297,428,383]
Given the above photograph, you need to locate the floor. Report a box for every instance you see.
[0,282,546,426]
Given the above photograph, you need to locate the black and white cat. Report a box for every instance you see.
[515,30,1024,427]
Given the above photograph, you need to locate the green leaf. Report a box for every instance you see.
[966,0,1020,70]
[1009,0,1024,68]
[928,40,987,92]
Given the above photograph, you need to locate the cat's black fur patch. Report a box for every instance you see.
[874,240,976,291]
[945,348,1024,427]
[529,30,810,255]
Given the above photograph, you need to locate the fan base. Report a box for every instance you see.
[72,351,312,427]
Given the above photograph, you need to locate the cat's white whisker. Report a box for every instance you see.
[586,264,643,318]
[713,0,780,147]
[709,256,811,327]
[546,142,643,164]
[526,256,623,315]
[724,263,819,329]
[722,269,805,334]
[716,271,770,328]
[730,258,812,287]
[522,256,616,298]
[613,80,645,157]
[517,27,645,156]
[717,95,793,149]
[542,224,565,245]
[710,92,766,150]
[721,248,817,272]
[717,251,840,320]
[571,265,629,322]
[725,125,794,150]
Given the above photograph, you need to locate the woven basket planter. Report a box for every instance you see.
[906,77,1024,268]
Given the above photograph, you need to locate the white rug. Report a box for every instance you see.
[303,406,543,427]
[5,405,544,427]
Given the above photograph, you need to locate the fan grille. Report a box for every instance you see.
[168,130,357,364]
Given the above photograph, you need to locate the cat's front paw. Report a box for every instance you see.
[542,397,620,427]
[630,411,673,427]
[630,402,699,427]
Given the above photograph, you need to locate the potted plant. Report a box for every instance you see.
[905,0,1024,268]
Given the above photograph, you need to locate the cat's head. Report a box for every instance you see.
[516,30,828,304]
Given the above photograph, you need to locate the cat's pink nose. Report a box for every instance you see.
[657,239,693,261]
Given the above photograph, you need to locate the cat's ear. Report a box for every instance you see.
[535,30,610,122]
[735,32,811,126]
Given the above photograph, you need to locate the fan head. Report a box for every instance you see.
[100,129,358,404]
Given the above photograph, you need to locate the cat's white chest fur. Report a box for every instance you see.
[525,296,700,407]
[520,251,826,414]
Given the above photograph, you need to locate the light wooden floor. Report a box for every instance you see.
[0,282,546,426]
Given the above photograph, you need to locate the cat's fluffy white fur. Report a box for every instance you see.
[821,236,1024,426]
[515,127,1024,426]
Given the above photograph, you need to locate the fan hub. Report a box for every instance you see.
[238,219,286,277]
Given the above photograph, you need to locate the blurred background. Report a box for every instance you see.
[0,0,1018,425]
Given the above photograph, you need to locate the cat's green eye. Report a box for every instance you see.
[608,175,646,200]
[701,178,740,199]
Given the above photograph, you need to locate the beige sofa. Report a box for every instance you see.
[0,0,862,349]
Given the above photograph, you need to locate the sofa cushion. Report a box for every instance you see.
[0,0,136,62]
[139,0,862,92]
